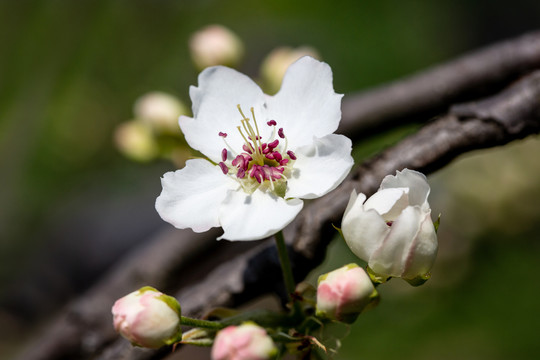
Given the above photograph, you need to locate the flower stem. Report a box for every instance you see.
[274,231,297,304]
[180,316,225,330]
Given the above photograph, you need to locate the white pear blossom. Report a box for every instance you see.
[156,56,353,241]
[342,169,438,281]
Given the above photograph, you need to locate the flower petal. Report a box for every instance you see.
[155,159,237,232]
[401,210,438,279]
[217,189,304,241]
[266,56,343,149]
[180,66,269,162]
[342,190,390,262]
[380,169,430,209]
[369,206,422,277]
[364,187,409,221]
[285,134,353,199]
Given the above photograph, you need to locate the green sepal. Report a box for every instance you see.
[434,214,441,233]
[317,263,359,285]
[332,223,344,239]
[366,266,391,285]
[404,273,431,287]
[137,286,158,294]
[181,328,215,347]
[157,293,182,317]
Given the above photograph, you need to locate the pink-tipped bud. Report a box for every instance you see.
[316,264,377,324]
[112,286,182,349]
[211,323,277,360]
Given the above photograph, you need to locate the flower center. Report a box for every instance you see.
[217,105,296,196]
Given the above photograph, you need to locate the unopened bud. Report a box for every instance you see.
[211,323,277,360]
[342,169,438,283]
[114,120,158,162]
[134,91,188,134]
[112,286,182,348]
[260,46,320,94]
[316,264,377,324]
[189,25,244,70]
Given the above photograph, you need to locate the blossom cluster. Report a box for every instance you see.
[112,56,439,359]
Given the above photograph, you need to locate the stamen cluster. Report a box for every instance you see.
[218,105,296,195]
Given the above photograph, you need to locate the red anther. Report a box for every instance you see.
[232,156,242,168]
[250,166,263,183]
[268,139,279,149]
[242,144,253,154]
[272,152,282,162]
[218,132,227,138]
[278,128,285,138]
[221,148,228,162]
[265,152,275,160]
[287,150,297,160]
[237,168,246,178]
[280,159,289,166]
[219,162,229,174]
[267,120,277,126]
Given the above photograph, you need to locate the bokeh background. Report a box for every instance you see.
[1,0,540,359]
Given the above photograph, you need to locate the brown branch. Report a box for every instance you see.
[12,41,540,360]
[339,30,540,138]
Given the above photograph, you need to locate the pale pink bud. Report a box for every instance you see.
[342,169,438,283]
[260,46,320,94]
[189,25,244,70]
[134,91,188,134]
[211,323,277,360]
[112,286,182,349]
[316,264,376,323]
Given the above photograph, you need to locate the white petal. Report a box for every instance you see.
[401,210,438,279]
[369,206,422,277]
[180,66,269,162]
[266,56,343,149]
[155,159,237,232]
[285,134,353,199]
[380,169,430,208]
[342,191,390,262]
[217,188,304,241]
[364,188,409,221]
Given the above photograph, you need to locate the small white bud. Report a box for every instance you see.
[342,169,438,283]
[112,286,181,348]
[189,25,244,70]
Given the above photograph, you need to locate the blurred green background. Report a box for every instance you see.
[1,0,540,359]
